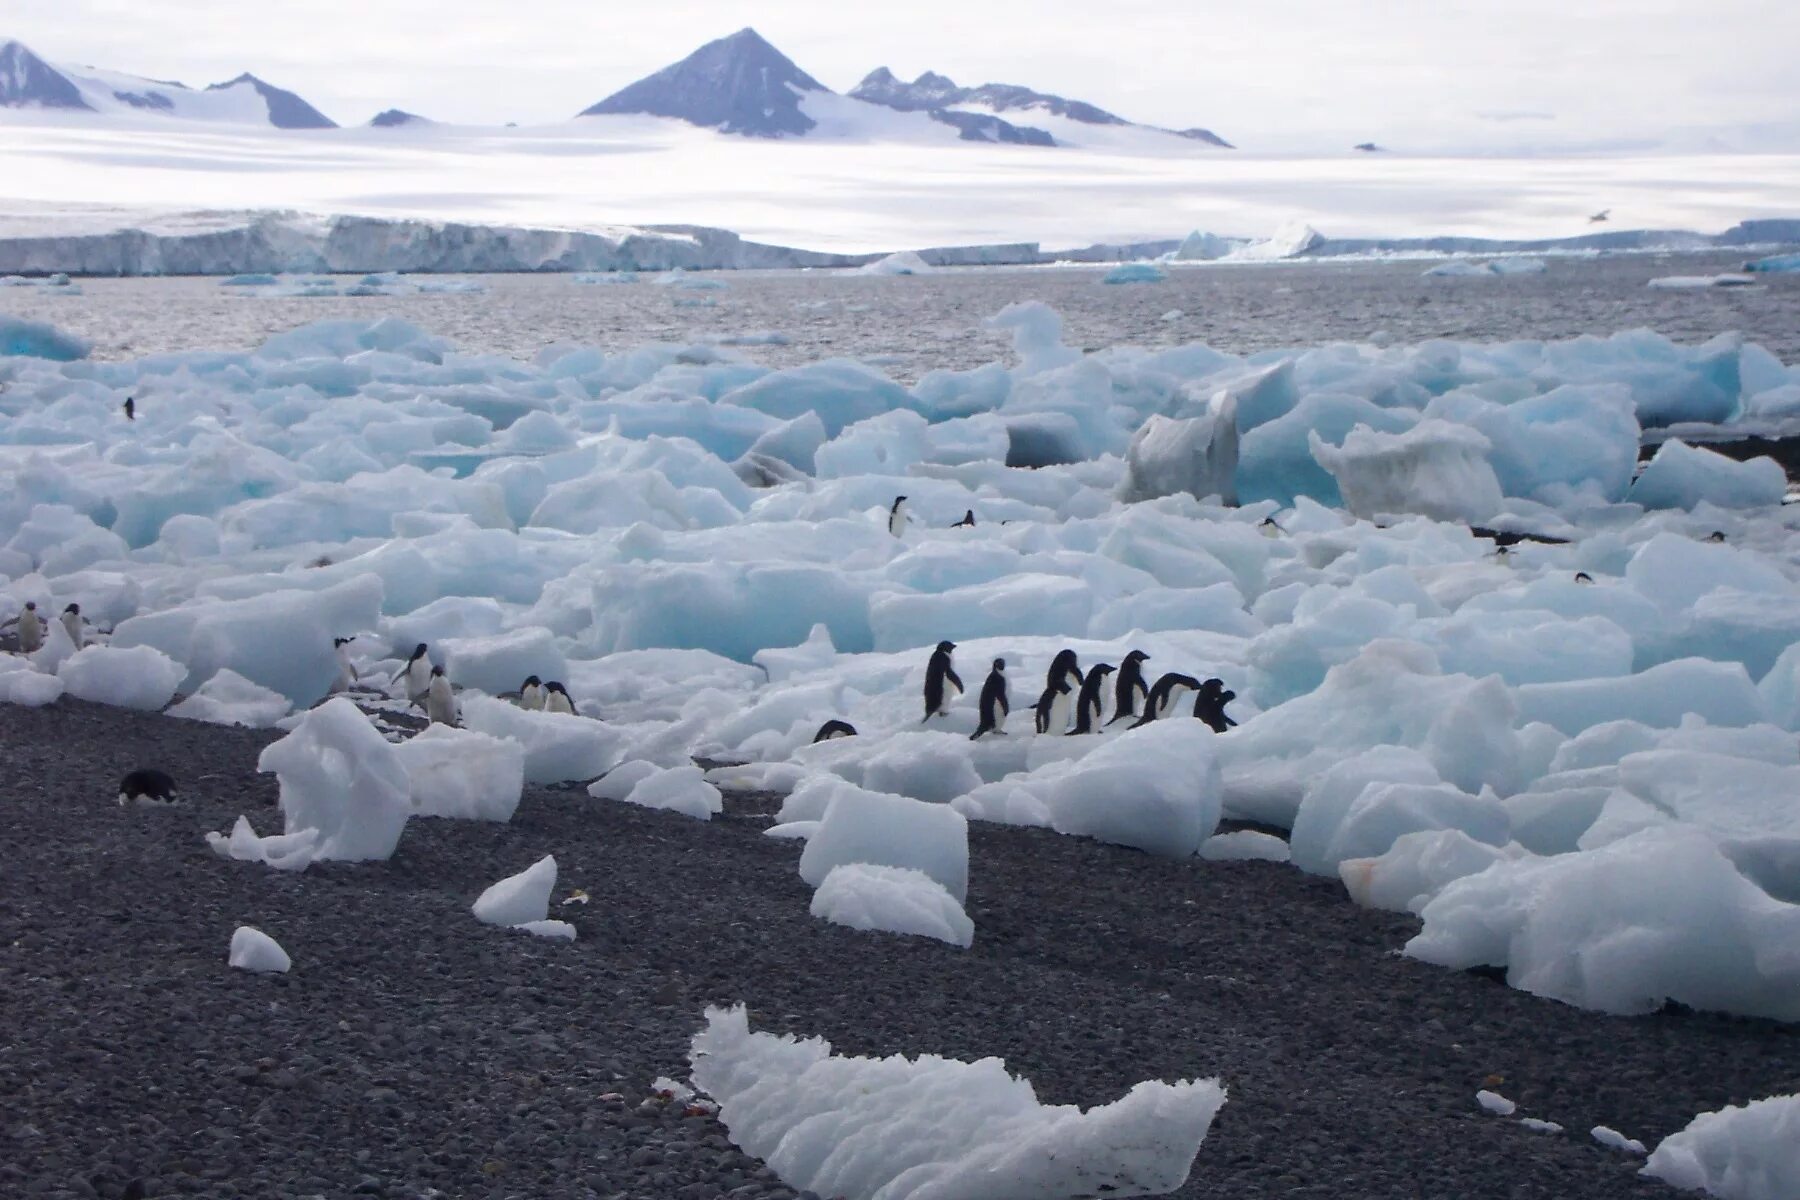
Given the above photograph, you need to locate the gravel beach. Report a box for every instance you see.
[3,697,1796,1200]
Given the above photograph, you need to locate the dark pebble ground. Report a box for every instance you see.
[2,698,1797,1200]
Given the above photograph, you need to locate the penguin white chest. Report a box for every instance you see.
[426,676,458,725]
[519,684,544,710]
[405,657,433,701]
[888,500,909,537]
[60,612,83,648]
[1045,689,1072,734]
[18,609,43,652]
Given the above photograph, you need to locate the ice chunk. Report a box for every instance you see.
[722,360,911,438]
[473,854,557,927]
[1407,828,1800,1020]
[987,301,1082,376]
[688,1004,1227,1200]
[1594,1126,1649,1155]
[439,627,567,696]
[0,668,65,707]
[1118,409,1238,506]
[1642,1094,1800,1200]
[799,787,969,902]
[57,645,186,711]
[1198,831,1291,862]
[1476,1091,1517,1116]
[622,765,723,820]
[459,694,623,784]
[1515,658,1764,734]
[255,697,411,862]
[1339,829,1519,912]
[1311,420,1503,524]
[392,724,525,821]
[165,668,292,728]
[0,316,89,360]
[810,863,974,947]
[228,927,291,974]
[859,251,933,276]
[588,759,661,802]
[1102,262,1167,284]
[1630,441,1786,511]
[1039,721,1223,858]
[205,815,319,872]
[1295,772,1509,877]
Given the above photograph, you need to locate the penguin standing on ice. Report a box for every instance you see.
[1192,678,1238,734]
[1107,650,1151,725]
[888,495,910,537]
[952,510,976,528]
[1033,677,1074,735]
[813,719,857,742]
[543,681,576,715]
[514,675,545,710]
[392,643,432,706]
[922,640,963,721]
[425,666,459,727]
[123,396,136,421]
[328,636,358,694]
[1130,672,1203,728]
[1258,517,1284,539]
[60,603,88,650]
[2,601,45,653]
[118,768,176,806]
[970,658,1010,740]
[1069,663,1116,734]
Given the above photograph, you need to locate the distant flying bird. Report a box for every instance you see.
[1588,209,1610,224]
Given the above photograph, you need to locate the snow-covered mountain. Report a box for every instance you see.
[0,37,335,128]
[577,27,827,138]
[851,67,1233,148]
[369,109,432,128]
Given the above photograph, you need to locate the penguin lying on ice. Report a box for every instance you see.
[813,719,858,742]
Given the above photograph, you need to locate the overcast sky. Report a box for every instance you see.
[7,0,1796,149]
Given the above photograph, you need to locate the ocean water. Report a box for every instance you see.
[5,252,1797,377]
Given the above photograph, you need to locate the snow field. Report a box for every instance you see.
[5,301,1800,1019]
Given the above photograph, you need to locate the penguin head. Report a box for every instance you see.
[936,640,956,654]
[1090,663,1115,678]
[892,495,909,510]
[410,642,428,660]
[1051,649,1077,669]
[1124,649,1149,665]
[64,603,79,615]
[1201,677,1224,695]
[992,658,1005,671]
[547,681,568,695]
[523,674,542,688]
[430,665,445,678]
[1706,531,1727,543]
[23,601,35,612]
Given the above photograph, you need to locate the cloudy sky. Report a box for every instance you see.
[7,0,1796,150]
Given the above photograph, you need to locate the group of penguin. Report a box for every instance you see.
[814,642,1237,745]
[385,642,578,727]
[0,600,101,653]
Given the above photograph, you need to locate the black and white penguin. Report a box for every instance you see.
[1574,571,1595,585]
[1033,678,1074,735]
[544,681,576,715]
[1107,649,1151,725]
[2,600,44,653]
[1070,663,1116,734]
[328,636,358,694]
[970,658,1009,740]
[1706,531,1727,543]
[922,640,963,721]
[1130,672,1203,729]
[118,767,176,806]
[952,510,976,528]
[392,643,432,705]
[888,495,910,537]
[1193,678,1239,734]
[1258,517,1284,539]
[812,719,858,742]
[60,603,86,650]
[425,666,459,726]
[1045,648,1085,696]
[123,396,136,421]
[515,675,545,711]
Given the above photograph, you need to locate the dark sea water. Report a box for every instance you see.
[5,252,1797,378]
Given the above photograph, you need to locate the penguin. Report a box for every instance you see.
[1130,672,1203,728]
[123,396,135,421]
[544,681,576,715]
[1033,678,1074,735]
[1258,517,1285,539]
[812,719,858,742]
[1069,663,1116,734]
[1574,571,1595,585]
[1107,649,1152,725]
[1193,678,1238,734]
[922,640,963,721]
[118,767,177,807]
[952,510,976,528]
[1706,531,1727,543]
[328,636,358,694]
[970,658,1009,740]
[392,643,432,705]
[2,600,44,653]
[60,603,86,650]
[425,666,458,726]
[1045,648,1085,696]
[1494,544,1513,561]
[515,675,545,710]
[887,495,910,537]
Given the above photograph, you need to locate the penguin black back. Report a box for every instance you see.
[119,767,176,806]
[1130,672,1202,729]
[1192,678,1238,734]
[952,510,975,528]
[813,719,858,742]
[922,640,963,720]
[123,396,136,421]
[1108,649,1151,725]
[1070,663,1115,734]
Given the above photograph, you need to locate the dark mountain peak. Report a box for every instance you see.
[579,28,828,137]
[0,38,93,111]
[850,67,961,112]
[370,108,430,128]
[206,72,337,129]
